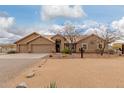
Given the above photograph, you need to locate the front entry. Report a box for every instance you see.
[56,40,61,52]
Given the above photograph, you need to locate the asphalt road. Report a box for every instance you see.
[0,53,48,87]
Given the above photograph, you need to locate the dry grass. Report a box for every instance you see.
[6,56,124,88]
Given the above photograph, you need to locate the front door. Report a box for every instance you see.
[56,40,61,52]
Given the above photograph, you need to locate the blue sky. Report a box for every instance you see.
[0,5,124,44]
[0,5,124,27]
[0,5,41,27]
[83,6,124,24]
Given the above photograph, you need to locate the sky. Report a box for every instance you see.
[0,5,124,44]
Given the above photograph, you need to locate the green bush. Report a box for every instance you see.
[47,81,57,88]
[7,50,17,54]
[61,48,70,54]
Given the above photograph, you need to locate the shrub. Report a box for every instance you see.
[47,81,57,88]
[61,48,70,54]
[95,49,101,54]
[107,49,115,54]
[7,50,17,54]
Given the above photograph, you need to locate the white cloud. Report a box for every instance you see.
[84,28,101,35]
[0,29,15,38]
[0,12,15,31]
[0,25,54,44]
[48,22,89,35]
[41,5,86,21]
[83,20,99,28]
[75,24,87,29]
[112,17,124,32]
[0,38,10,44]
[12,26,54,37]
[0,12,18,44]
[0,29,21,44]
[49,24,64,34]
[24,27,52,35]
[111,17,124,40]
[0,12,15,28]
[83,24,108,38]
[0,9,86,44]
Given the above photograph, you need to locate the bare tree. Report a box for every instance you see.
[50,22,82,54]
[51,22,81,54]
[96,25,119,56]
[63,23,81,54]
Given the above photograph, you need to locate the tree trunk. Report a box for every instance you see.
[70,44,73,55]
[100,49,104,56]
[100,43,106,56]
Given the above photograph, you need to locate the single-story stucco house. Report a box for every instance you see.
[15,32,107,53]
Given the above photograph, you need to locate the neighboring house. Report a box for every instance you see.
[0,44,16,53]
[15,32,107,53]
[112,40,124,54]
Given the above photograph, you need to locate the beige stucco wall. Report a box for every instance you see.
[51,35,66,52]
[16,33,39,53]
[19,44,28,53]
[28,36,53,45]
[16,32,109,53]
[17,33,39,44]
[76,35,107,53]
[28,36,55,53]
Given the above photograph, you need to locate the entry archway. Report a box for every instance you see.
[55,39,61,53]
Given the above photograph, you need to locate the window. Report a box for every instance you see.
[81,43,88,50]
[64,43,76,52]
[98,44,103,49]
[64,43,69,48]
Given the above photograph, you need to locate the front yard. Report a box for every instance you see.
[6,54,124,88]
[49,53,119,59]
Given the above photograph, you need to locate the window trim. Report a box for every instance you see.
[97,43,103,49]
[81,43,88,50]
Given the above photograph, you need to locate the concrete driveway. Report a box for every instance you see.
[0,53,48,87]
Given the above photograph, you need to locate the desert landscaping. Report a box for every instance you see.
[5,53,124,88]
[0,5,124,91]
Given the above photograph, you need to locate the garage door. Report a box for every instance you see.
[31,44,54,53]
[19,44,28,53]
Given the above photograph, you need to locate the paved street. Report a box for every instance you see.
[0,53,48,87]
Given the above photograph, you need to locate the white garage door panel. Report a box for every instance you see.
[31,44,53,53]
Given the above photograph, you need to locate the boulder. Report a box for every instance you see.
[26,72,35,78]
[38,65,42,68]
[16,82,28,88]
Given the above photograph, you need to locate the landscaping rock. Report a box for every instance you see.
[38,65,42,68]
[26,72,35,78]
[49,54,53,57]
[16,82,28,88]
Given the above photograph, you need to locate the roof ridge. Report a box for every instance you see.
[26,35,54,44]
[14,32,41,44]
